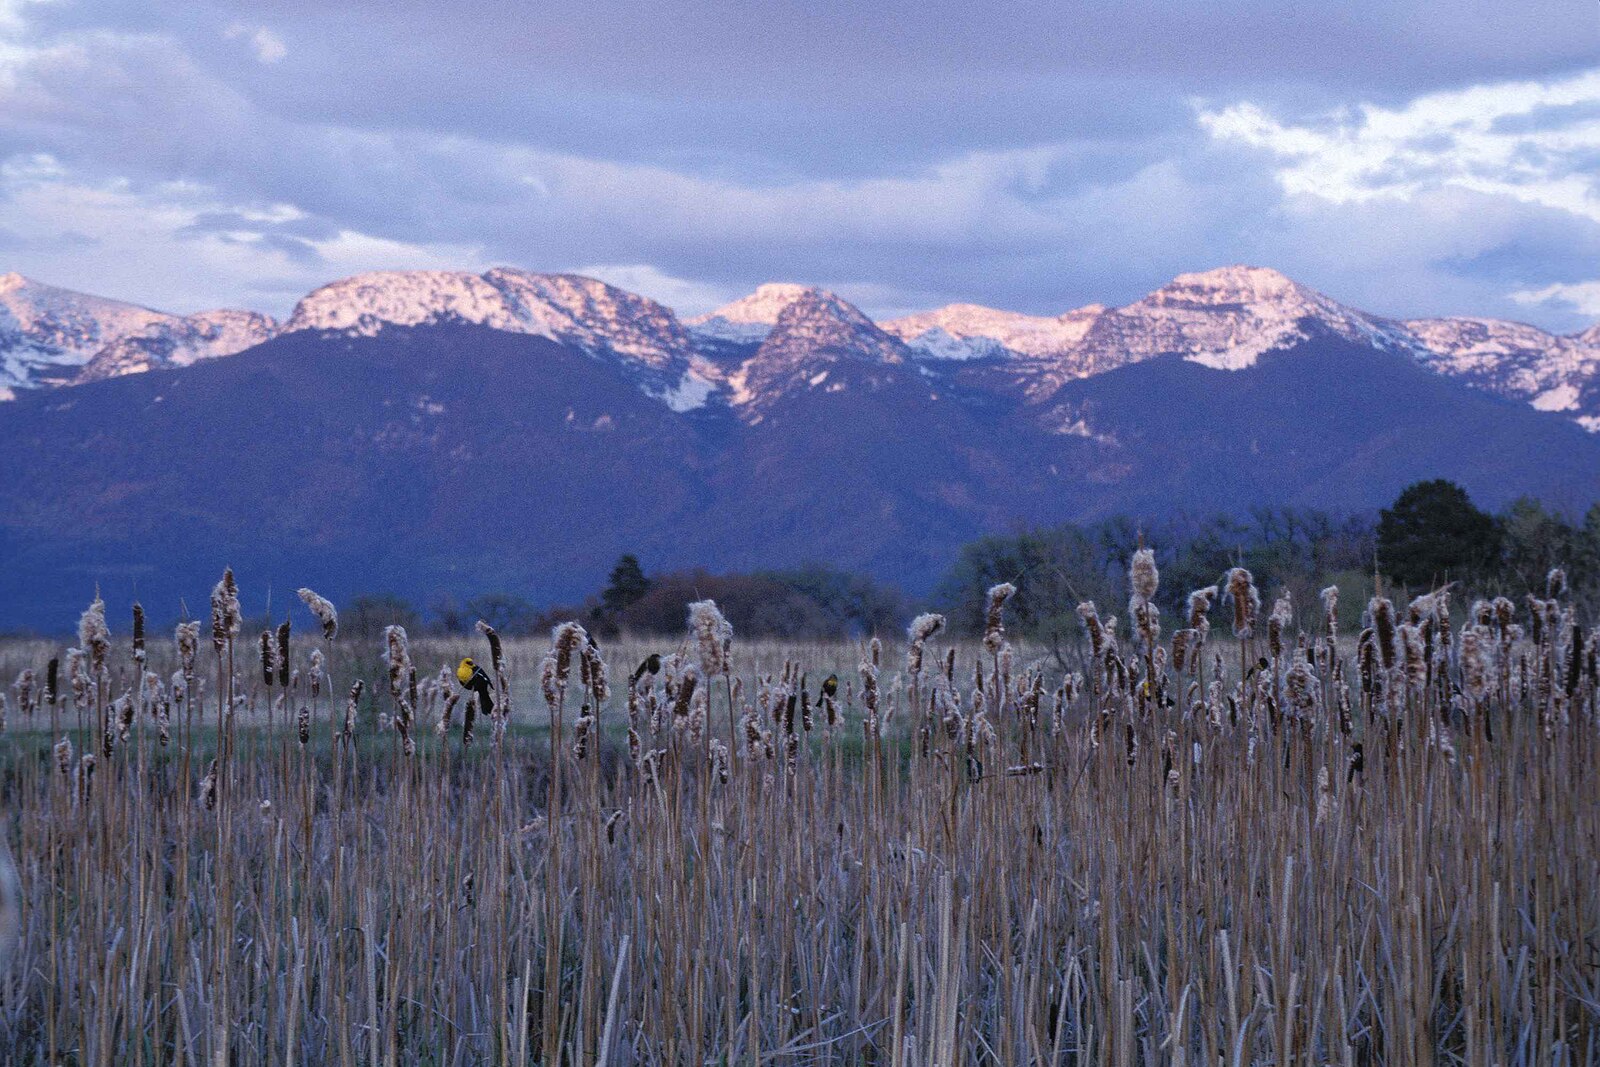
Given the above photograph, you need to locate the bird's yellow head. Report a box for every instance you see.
[456,658,476,685]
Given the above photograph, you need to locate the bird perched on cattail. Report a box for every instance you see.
[819,674,838,701]
[456,657,496,717]
[630,653,662,687]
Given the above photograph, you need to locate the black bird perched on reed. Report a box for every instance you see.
[820,674,838,701]
[456,657,496,717]
[630,653,661,687]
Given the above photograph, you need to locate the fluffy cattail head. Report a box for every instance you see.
[906,613,945,677]
[687,600,733,675]
[210,568,241,652]
[1461,625,1493,701]
[1320,585,1340,636]
[1226,568,1258,639]
[275,620,291,688]
[1077,601,1106,658]
[1547,568,1567,599]
[175,621,199,673]
[983,583,1016,654]
[1367,596,1397,670]
[1187,586,1217,638]
[131,602,145,661]
[550,621,588,684]
[79,596,110,674]
[1268,593,1292,660]
[297,588,338,640]
[1129,548,1159,603]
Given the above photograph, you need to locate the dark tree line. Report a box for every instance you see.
[320,482,1598,644]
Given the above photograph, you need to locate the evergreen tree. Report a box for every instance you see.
[601,555,652,616]
[1377,480,1500,587]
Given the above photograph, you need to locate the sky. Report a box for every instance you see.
[1,0,1598,330]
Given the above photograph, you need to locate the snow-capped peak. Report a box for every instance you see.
[882,302,1107,362]
[1,273,266,395]
[686,283,816,345]
[286,267,694,372]
[760,289,907,364]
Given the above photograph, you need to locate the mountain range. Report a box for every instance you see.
[1,263,1597,629]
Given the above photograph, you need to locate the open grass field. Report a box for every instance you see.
[0,566,1596,1064]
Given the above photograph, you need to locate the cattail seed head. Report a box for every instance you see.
[687,600,733,676]
[983,583,1016,654]
[1462,625,1493,701]
[1130,547,1159,602]
[1548,568,1567,599]
[906,612,945,677]
[79,596,110,675]
[297,588,338,640]
[1226,569,1258,640]
[210,569,241,653]
[1368,596,1397,670]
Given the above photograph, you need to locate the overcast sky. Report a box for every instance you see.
[1,0,1598,329]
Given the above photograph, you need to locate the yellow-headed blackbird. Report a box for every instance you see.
[630,653,662,686]
[820,674,838,700]
[457,657,495,717]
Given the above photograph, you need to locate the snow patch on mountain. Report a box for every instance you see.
[686,283,812,345]
[285,267,699,395]
[79,309,280,382]
[882,303,1106,362]
[1110,265,1421,371]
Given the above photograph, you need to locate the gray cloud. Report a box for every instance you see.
[0,0,1596,330]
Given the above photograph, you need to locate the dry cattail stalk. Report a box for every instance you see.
[76,753,96,803]
[132,602,145,665]
[344,680,363,742]
[199,759,218,810]
[297,588,338,640]
[79,596,110,675]
[906,613,945,677]
[297,704,310,746]
[573,712,594,759]
[54,737,72,775]
[983,583,1016,654]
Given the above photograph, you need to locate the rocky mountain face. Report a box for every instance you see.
[2,261,1598,626]
[0,273,277,398]
[6,262,1600,430]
